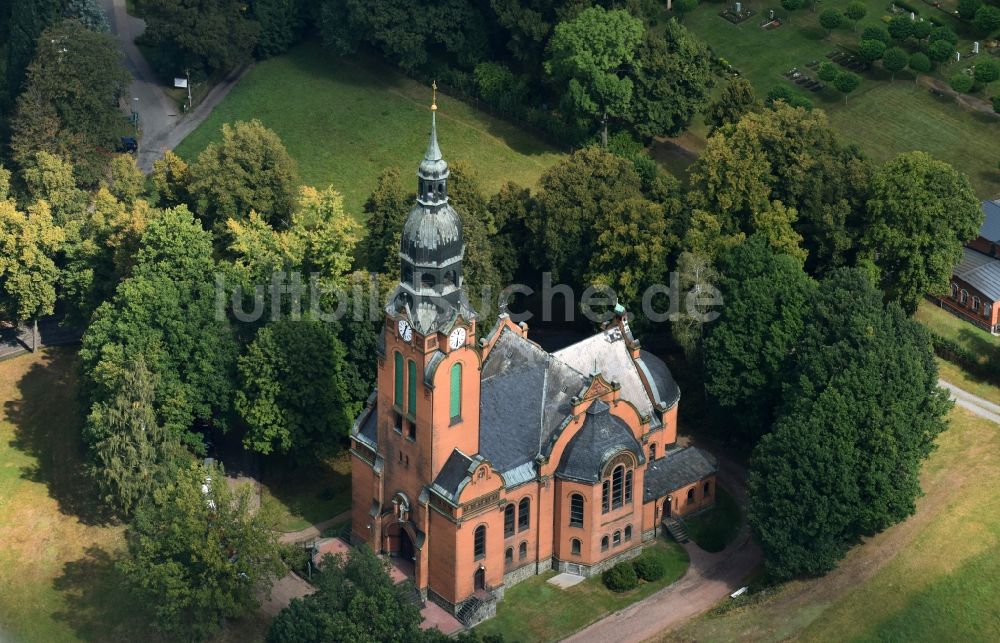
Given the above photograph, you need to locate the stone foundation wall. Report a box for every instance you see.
[501,556,553,590]
[553,544,643,577]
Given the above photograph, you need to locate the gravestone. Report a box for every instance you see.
[973,41,980,54]
[910,11,915,21]
[955,51,961,62]
[735,2,742,13]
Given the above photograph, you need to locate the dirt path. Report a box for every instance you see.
[917,75,1000,117]
[279,510,352,544]
[566,456,761,643]
[939,378,1000,424]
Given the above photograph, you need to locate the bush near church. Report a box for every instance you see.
[602,561,640,592]
[632,554,667,582]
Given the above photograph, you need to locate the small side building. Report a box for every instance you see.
[935,200,1000,335]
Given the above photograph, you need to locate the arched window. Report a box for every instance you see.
[504,504,515,538]
[602,480,610,513]
[394,352,404,408]
[649,444,656,461]
[601,536,609,551]
[505,547,513,565]
[518,498,530,531]
[569,494,584,527]
[612,466,625,509]
[420,271,436,289]
[951,283,959,299]
[973,296,981,312]
[687,488,695,505]
[625,470,633,504]
[624,525,632,541]
[519,541,528,560]
[986,302,993,318]
[450,363,462,421]
[407,360,417,416]
[704,481,712,497]
[571,538,581,555]
[474,525,486,560]
[961,289,969,305]
[613,531,622,546]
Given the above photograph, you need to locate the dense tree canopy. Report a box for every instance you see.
[862,151,982,314]
[137,0,261,74]
[748,268,949,579]
[121,460,284,639]
[704,77,758,134]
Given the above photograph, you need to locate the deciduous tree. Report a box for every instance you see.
[882,46,909,80]
[703,77,758,134]
[137,0,261,73]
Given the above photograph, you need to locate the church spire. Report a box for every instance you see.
[425,81,443,163]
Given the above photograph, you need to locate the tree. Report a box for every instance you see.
[704,236,815,444]
[911,20,933,40]
[584,198,672,316]
[674,0,699,17]
[845,1,866,29]
[818,61,839,82]
[628,20,714,139]
[974,60,1000,84]
[833,71,860,103]
[882,46,909,80]
[974,5,1000,36]
[930,26,959,45]
[819,9,843,36]
[671,251,719,363]
[151,150,192,208]
[545,6,644,145]
[950,72,974,93]
[781,0,804,17]
[103,154,146,205]
[958,0,983,20]
[863,152,982,313]
[188,119,300,231]
[487,0,564,69]
[4,0,67,100]
[250,0,299,58]
[0,199,64,351]
[704,77,758,133]
[19,151,86,223]
[908,52,932,80]
[137,0,261,74]
[120,460,284,639]
[80,206,236,444]
[9,19,130,185]
[749,268,949,579]
[529,147,644,287]
[858,38,886,63]
[689,103,871,275]
[888,15,913,41]
[765,85,813,111]
[236,319,355,457]
[360,167,410,276]
[67,0,110,32]
[928,39,955,63]
[85,355,180,515]
[861,25,890,44]
[750,200,807,264]
[267,545,424,643]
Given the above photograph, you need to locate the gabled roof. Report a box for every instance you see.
[643,447,718,503]
[431,449,475,502]
[980,200,1000,243]
[955,247,1000,302]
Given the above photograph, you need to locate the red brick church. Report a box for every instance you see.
[349,104,717,624]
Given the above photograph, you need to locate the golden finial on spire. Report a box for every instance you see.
[431,80,438,111]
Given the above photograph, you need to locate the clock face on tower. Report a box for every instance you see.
[397,319,413,342]
[448,327,467,350]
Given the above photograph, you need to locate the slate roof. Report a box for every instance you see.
[981,200,1000,243]
[352,394,378,449]
[555,400,645,483]
[643,447,719,503]
[431,449,475,502]
[478,328,587,473]
[955,247,1000,302]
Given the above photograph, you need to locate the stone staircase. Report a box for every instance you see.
[663,517,690,544]
[456,591,497,627]
[398,581,424,607]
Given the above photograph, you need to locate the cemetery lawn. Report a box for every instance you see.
[0,348,267,643]
[175,42,565,217]
[663,406,1000,642]
[681,1,1000,198]
[476,538,689,643]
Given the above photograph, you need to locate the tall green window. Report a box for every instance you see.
[394,352,403,409]
[450,362,462,420]
[407,360,417,416]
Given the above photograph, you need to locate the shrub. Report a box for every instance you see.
[909,52,932,75]
[602,561,639,592]
[912,20,933,40]
[888,15,913,40]
[632,554,666,582]
[958,0,982,21]
[818,61,839,81]
[975,60,1000,84]
[950,72,974,93]
[845,1,866,22]
[859,38,887,62]
[930,26,959,45]
[820,9,843,33]
[974,6,1000,36]
[862,26,890,44]
[928,39,955,62]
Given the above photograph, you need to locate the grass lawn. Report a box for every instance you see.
[915,299,1000,368]
[0,349,268,642]
[681,1,1000,198]
[664,404,1000,642]
[174,42,565,217]
[683,486,742,553]
[936,357,1000,407]
[475,538,689,642]
[260,453,352,533]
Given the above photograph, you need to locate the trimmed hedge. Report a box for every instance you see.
[632,554,666,582]
[928,330,1000,383]
[602,561,639,592]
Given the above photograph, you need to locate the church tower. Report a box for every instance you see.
[357,88,483,593]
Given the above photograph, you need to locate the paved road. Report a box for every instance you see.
[939,378,1000,424]
[0,318,81,361]
[99,0,248,172]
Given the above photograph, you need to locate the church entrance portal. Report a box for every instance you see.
[474,567,486,591]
